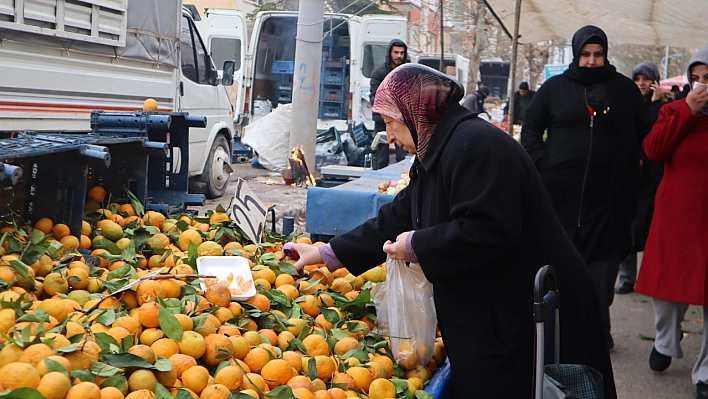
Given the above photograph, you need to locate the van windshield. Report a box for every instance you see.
[210,37,241,71]
[362,44,388,78]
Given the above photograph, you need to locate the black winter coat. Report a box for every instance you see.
[521,72,649,262]
[370,39,408,132]
[329,103,616,398]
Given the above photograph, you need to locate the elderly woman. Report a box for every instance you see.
[289,64,616,398]
[636,47,708,399]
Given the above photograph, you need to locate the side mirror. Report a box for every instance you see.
[206,55,218,86]
[222,60,235,86]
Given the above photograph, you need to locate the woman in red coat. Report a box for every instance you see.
[635,46,708,399]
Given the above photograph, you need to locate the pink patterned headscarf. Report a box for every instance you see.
[372,64,464,160]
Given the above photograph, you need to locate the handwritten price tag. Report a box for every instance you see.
[231,178,267,244]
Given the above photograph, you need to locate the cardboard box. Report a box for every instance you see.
[445,66,457,76]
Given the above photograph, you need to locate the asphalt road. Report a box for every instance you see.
[199,162,703,399]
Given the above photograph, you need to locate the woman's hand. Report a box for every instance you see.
[284,244,323,273]
[686,83,708,115]
[651,81,662,102]
[382,231,411,261]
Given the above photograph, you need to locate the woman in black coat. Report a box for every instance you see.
[288,64,616,398]
[521,25,650,350]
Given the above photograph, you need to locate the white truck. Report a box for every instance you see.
[413,53,471,95]
[0,0,236,198]
[231,11,408,133]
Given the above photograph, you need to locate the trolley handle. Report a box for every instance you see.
[533,265,559,322]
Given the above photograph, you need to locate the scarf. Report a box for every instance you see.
[687,46,708,116]
[371,64,464,160]
[563,25,616,86]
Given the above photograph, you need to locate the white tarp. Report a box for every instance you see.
[242,104,292,172]
[487,0,708,49]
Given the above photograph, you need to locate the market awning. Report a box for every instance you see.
[485,0,708,48]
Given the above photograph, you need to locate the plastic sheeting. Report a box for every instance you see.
[487,0,708,49]
[242,104,292,172]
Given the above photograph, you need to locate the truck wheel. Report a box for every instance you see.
[203,135,232,199]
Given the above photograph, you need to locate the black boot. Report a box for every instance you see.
[696,382,708,399]
[649,346,672,372]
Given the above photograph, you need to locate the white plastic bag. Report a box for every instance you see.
[372,256,437,369]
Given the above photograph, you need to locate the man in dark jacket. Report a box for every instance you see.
[370,38,408,168]
[462,86,490,115]
[505,81,536,125]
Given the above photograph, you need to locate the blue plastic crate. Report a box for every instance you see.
[318,103,346,119]
[352,123,372,147]
[322,70,345,86]
[322,57,346,68]
[272,60,294,74]
[321,89,345,104]
[276,74,294,91]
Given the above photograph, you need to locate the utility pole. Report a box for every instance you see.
[289,0,324,172]
[507,0,522,136]
[439,0,445,72]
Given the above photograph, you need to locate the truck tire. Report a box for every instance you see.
[203,134,232,199]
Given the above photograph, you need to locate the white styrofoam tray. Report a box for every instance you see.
[197,256,256,301]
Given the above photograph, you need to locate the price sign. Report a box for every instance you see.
[231,178,267,244]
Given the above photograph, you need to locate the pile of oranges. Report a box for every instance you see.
[0,186,446,399]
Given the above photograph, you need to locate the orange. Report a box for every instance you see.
[295,237,312,245]
[298,295,322,317]
[368,378,396,399]
[136,280,166,306]
[370,356,394,379]
[178,331,207,359]
[274,273,295,288]
[52,223,71,239]
[66,381,101,399]
[241,373,266,393]
[206,284,231,307]
[128,369,157,393]
[34,218,54,235]
[40,298,69,323]
[334,337,361,356]
[313,390,333,399]
[18,343,55,367]
[37,371,71,399]
[302,334,329,357]
[151,338,179,359]
[198,384,230,399]
[174,314,194,331]
[125,390,154,399]
[260,359,293,389]
[345,366,372,393]
[113,315,141,334]
[0,361,41,389]
[36,355,72,377]
[282,351,302,374]
[138,302,161,328]
[139,328,164,346]
[143,98,159,111]
[181,365,209,395]
[119,203,136,216]
[302,356,336,382]
[168,353,197,378]
[229,336,251,360]
[100,386,125,399]
[243,347,270,374]
[203,333,233,366]
[88,186,107,203]
[142,211,165,229]
[330,373,353,390]
[128,345,156,364]
[287,375,314,391]
[155,368,177,387]
[214,365,243,391]
[292,388,316,399]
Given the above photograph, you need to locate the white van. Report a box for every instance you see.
[237,11,408,133]
[414,53,471,94]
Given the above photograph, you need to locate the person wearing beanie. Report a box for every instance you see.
[462,84,490,116]
[615,62,672,296]
[521,25,650,361]
[504,81,536,125]
[635,46,708,399]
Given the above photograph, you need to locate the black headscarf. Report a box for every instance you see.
[564,25,617,86]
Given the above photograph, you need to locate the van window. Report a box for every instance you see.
[180,16,209,84]
[362,44,388,78]
[211,37,242,71]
